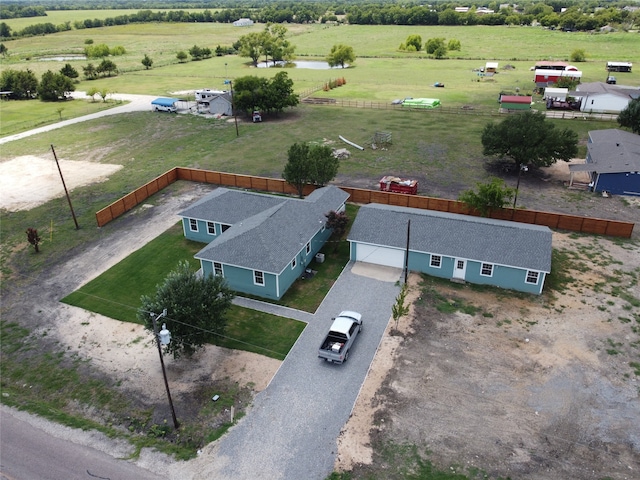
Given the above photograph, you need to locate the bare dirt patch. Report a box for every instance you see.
[54,305,281,405]
[0,155,122,211]
[337,232,640,479]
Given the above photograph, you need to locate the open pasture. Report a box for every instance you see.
[1,20,639,107]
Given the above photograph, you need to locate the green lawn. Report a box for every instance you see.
[0,97,126,137]
[61,221,308,360]
[61,222,202,323]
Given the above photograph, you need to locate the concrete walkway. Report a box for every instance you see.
[195,262,402,480]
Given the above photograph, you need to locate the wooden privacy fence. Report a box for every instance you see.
[95,167,634,238]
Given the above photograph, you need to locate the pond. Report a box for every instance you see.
[257,60,347,70]
[38,55,87,62]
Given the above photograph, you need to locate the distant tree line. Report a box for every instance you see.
[1,0,638,40]
[0,4,46,20]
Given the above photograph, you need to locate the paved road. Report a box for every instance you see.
[0,92,159,145]
[199,263,401,479]
[0,407,159,480]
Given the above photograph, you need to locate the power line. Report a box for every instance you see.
[59,288,291,358]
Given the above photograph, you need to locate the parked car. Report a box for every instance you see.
[154,104,177,113]
[606,76,617,85]
[318,311,363,364]
[252,111,262,122]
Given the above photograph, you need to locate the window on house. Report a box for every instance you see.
[306,242,311,254]
[221,224,230,233]
[526,271,539,284]
[254,270,264,286]
[430,255,442,268]
[291,257,297,269]
[207,222,216,235]
[481,263,493,276]
[189,219,198,232]
[214,262,223,276]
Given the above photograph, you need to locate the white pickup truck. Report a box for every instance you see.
[318,311,363,364]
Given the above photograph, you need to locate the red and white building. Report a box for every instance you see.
[534,69,582,88]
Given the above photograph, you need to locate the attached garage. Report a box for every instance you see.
[353,242,405,268]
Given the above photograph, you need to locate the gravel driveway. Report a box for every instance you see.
[193,264,401,479]
[0,92,159,145]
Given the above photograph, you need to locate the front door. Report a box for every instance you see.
[453,258,466,280]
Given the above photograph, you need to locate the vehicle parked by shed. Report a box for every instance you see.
[318,311,363,364]
[379,176,418,195]
[151,97,178,113]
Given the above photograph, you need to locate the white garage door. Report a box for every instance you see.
[355,243,405,268]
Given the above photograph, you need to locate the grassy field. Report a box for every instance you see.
[0,105,604,284]
[1,20,638,105]
[0,96,125,136]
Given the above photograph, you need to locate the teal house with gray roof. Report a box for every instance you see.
[179,186,349,300]
[348,204,552,295]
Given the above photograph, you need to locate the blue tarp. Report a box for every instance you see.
[151,97,179,106]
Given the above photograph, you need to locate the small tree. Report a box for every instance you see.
[405,34,422,51]
[137,260,235,359]
[60,63,79,80]
[425,37,445,54]
[26,228,41,253]
[83,63,97,80]
[392,283,410,332]
[554,77,579,90]
[283,142,311,198]
[570,48,586,62]
[448,38,461,51]
[433,45,447,59]
[308,144,339,186]
[96,59,117,77]
[325,210,349,252]
[326,44,355,68]
[176,50,188,63]
[37,70,74,101]
[617,97,640,134]
[282,142,340,198]
[189,45,205,61]
[458,177,515,217]
[0,43,8,57]
[86,86,99,102]
[141,54,153,70]
[97,88,109,102]
[481,111,578,171]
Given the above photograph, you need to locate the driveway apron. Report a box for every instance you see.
[201,262,401,479]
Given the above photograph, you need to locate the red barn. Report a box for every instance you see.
[534,69,582,88]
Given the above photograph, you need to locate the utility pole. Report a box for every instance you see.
[151,309,180,429]
[404,219,410,284]
[51,144,79,230]
[224,79,239,137]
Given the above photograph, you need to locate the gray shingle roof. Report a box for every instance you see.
[570,129,640,174]
[178,188,284,225]
[576,82,640,98]
[194,186,349,274]
[348,204,552,272]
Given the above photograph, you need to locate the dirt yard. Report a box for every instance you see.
[336,232,640,479]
